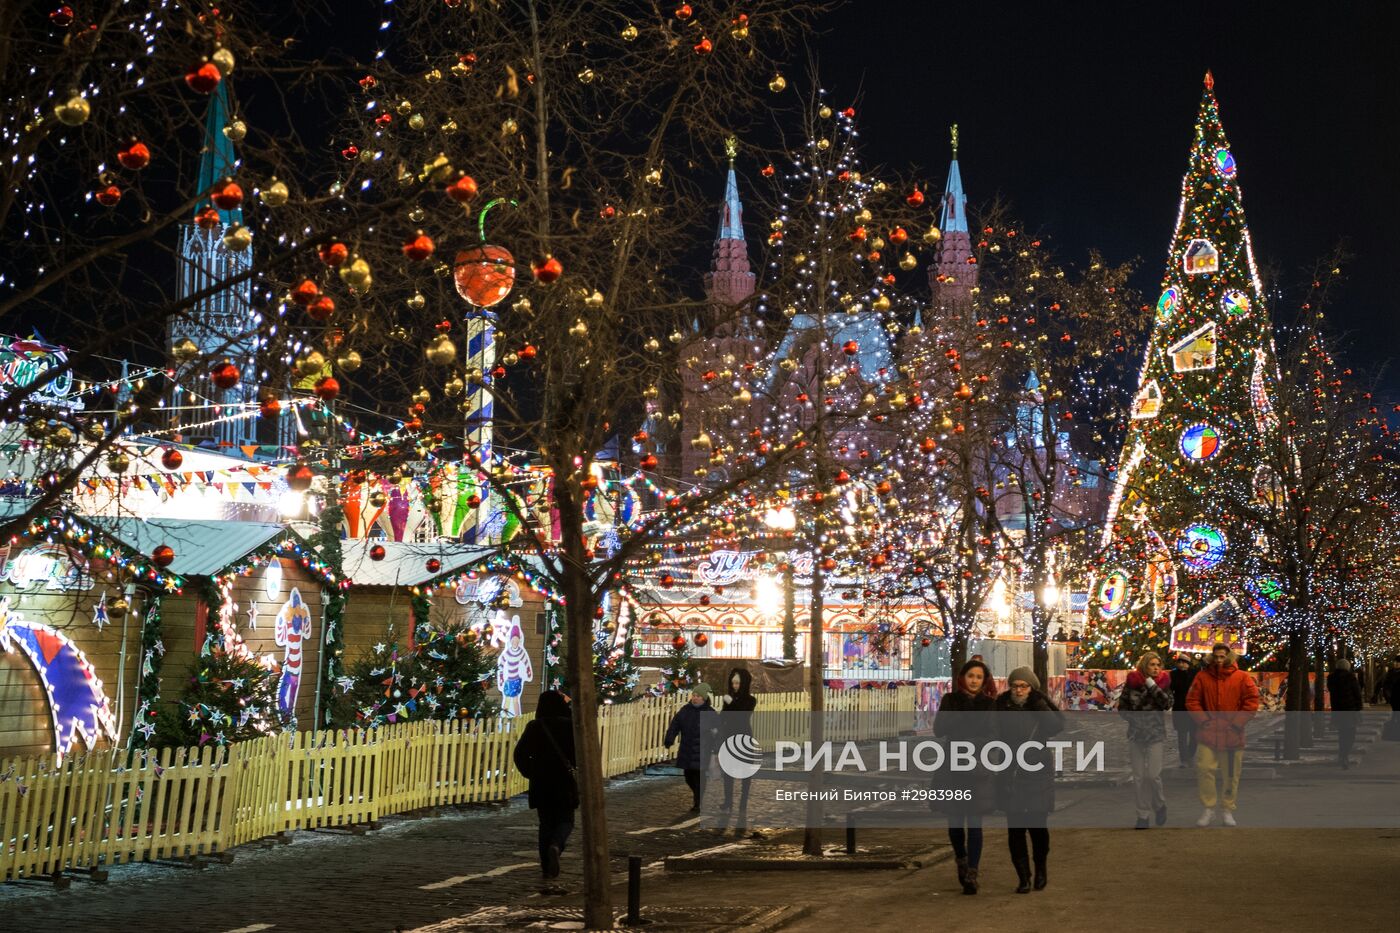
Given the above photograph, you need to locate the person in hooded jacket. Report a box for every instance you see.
[995,667,1065,894]
[933,659,997,895]
[1327,658,1363,768]
[512,690,577,886]
[1169,654,1198,767]
[718,667,758,831]
[1185,643,1261,826]
[664,683,719,811]
[1117,652,1173,828]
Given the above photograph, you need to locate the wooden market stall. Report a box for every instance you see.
[339,539,554,717]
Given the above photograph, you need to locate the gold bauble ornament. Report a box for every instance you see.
[501,118,519,136]
[107,451,131,473]
[297,350,327,377]
[898,253,918,271]
[621,24,638,41]
[819,105,833,119]
[444,376,465,397]
[768,74,787,93]
[923,226,942,244]
[413,386,432,405]
[223,119,248,143]
[424,68,443,84]
[261,178,289,207]
[578,68,596,84]
[426,335,457,366]
[54,95,90,127]
[109,597,129,619]
[872,295,892,311]
[408,113,426,131]
[340,257,372,292]
[172,338,200,363]
[222,224,252,252]
[51,426,75,447]
[83,422,106,441]
[407,292,426,310]
[211,47,236,76]
[336,350,362,373]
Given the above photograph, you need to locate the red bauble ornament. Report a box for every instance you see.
[640,454,658,469]
[905,189,925,207]
[532,255,563,284]
[308,295,336,321]
[151,544,175,568]
[50,6,74,27]
[117,141,151,170]
[425,558,442,574]
[286,463,315,491]
[674,4,693,20]
[95,185,122,207]
[921,637,932,647]
[161,448,183,470]
[453,245,515,308]
[259,397,281,418]
[401,233,435,261]
[842,340,859,356]
[693,37,713,55]
[369,544,386,561]
[195,207,221,230]
[518,344,537,361]
[693,633,709,647]
[319,242,348,266]
[445,175,478,203]
[210,362,240,389]
[291,278,320,305]
[210,180,243,210]
[314,376,340,401]
[185,62,222,93]
[672,634,688,650]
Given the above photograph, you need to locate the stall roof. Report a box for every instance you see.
[88,516,287,577]
[340,539,498,587]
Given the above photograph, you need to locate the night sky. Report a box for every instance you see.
[815,1,1400,392]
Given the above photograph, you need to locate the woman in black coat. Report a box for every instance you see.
[719,667,757,829]
[933,659,997,895]
[996,667,1065,894]
[512,690,577,884]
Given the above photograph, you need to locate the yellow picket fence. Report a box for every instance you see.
[0,686,916,882]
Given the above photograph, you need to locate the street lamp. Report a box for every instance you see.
[763,504,799,660]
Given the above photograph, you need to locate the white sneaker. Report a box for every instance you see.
[1222,811,1237,827]
[1196,808,1215,827]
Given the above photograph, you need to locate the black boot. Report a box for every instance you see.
[962,866,979,895]
[954,856,968,886]
[1013,856,1032,894]
[1033,857,1047,890]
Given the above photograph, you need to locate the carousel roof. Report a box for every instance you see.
[339,539,496,587]
[88,516,287,577]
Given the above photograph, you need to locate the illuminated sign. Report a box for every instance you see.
[0,336,83,410]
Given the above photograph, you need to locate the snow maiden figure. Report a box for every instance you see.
[496,617,533,718]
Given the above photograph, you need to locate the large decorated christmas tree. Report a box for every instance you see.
[1087,73,1280,667]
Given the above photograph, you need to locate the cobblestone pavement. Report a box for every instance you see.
[4,715,1396,933]
[0,768,728,933]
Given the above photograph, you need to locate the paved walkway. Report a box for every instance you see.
[3,718,1398,932]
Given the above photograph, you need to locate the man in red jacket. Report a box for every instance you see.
[1185,643,1260,826]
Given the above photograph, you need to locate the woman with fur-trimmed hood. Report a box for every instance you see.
[1117,652,1173,829]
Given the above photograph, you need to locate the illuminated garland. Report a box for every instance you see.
[6,510,186,593]
[128,594,165,748]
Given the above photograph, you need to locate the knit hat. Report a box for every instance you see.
[691,683,713,698]
[1335,658,1351,672]
[1007,666,1040,692]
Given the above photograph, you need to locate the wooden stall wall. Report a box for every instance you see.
[340,590,415,660]
[228,560,324,726]
[0,572,141,760]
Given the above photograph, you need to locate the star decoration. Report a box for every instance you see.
[92,591,111,631]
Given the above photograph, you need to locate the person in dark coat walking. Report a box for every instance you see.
[512,690,577,885]
[1169,654,1198,767]
[995,667,1065,894]
[1384,658,1400,741]
[1327,659,1364,768]
[664,683,718,811]
[933,659,997,895]
[1117,652,1172,828]
[718,668,757,830]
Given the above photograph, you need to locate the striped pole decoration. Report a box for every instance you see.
[460,315,495,544]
